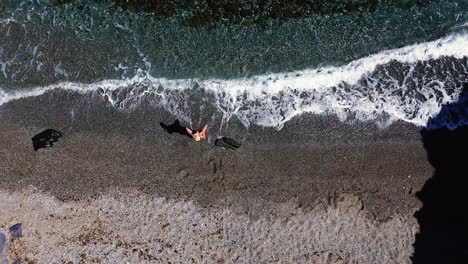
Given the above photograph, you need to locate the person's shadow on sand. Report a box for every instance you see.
[160,120,191,138]
[412,83,468,263]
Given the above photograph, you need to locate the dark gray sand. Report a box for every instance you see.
[0,90,433,262]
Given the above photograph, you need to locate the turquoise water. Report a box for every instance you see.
[1,0,466,87]
[0,0,467,129]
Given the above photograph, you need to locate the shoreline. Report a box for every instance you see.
[0,90,432,220]
[0,90,437,262]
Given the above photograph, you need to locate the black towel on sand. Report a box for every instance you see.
[214,137,242,149]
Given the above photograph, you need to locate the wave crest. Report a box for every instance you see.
[1,33,467,129]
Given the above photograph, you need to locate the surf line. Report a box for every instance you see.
[0,33,466,129]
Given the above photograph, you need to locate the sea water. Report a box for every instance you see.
[0,0,467,129]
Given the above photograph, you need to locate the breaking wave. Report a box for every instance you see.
[1,32,467,129]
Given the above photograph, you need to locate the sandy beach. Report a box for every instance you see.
[1,0,467,262]
[0,90,436,263]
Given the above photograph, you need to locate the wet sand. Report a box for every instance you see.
[0,90,434,262]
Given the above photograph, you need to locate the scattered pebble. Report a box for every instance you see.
[0,233,7,259]
[178,169,189,179]
[9,223,22,238]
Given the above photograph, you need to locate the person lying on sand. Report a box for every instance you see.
[186,124,208,141]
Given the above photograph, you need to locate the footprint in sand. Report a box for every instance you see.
[209,159,217,174]
[208,159,225,181]
[178,169,189,179]
[209,158,224,174]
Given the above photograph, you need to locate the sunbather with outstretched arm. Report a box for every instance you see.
[186,124,208,141]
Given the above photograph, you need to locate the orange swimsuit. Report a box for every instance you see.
[186,124,208,141]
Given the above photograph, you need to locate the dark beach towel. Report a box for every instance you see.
[32,129,63,151]
[214,137,242,149]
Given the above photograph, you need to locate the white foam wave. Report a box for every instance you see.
[0,78,139,106]
[1,33,467,128]
[211,32,467,95]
